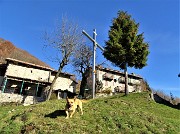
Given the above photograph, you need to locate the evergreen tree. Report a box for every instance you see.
[103,11,149,95]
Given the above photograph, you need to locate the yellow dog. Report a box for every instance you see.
[65,96,83,119]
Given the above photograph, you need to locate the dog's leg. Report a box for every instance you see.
[79,105,83,115]
[79,103,83,115]
[80,107,83,115]
[65,111,69,119]
[70,110,75,118]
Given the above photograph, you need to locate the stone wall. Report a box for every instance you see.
[6,64,51,82]
[0,93,45,106]
[153,93,180,110]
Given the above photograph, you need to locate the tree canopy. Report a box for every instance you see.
[103,11,149,70]
[103,11,149,95]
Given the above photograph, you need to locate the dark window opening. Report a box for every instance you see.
[22,84,28,95]
[37,87,42,97]
[0,68,6,76]
[14,88,20,94]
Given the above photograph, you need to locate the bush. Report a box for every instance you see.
[95,79,103,93]
[101,87,112,94]
[50,92,57,100]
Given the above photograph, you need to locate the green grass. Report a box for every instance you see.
[0,92,179,134]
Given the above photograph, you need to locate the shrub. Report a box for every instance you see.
[102,87,112,94]
[95,79,103,93]
[50,92,57,100]
[141,79,151,91]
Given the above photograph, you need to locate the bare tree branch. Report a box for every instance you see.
[43,16,83,100]
[72,43,93,97]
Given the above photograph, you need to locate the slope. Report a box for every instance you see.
[0,92,179,134]
[0,38,49,67]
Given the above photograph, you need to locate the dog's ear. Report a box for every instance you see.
[74,96,77,101]
[66,96,69,101]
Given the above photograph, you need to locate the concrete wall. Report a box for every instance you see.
[50,76,76,92]
[95,70,142,93]
[6,64,50,82]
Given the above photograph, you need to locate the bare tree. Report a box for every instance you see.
[43,17,83,101]
[72,44,93,97]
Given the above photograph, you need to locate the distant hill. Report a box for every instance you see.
[0,38,50,67]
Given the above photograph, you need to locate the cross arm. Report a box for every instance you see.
[82,30,104,51]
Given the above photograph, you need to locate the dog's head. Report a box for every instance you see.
[66,96,76,109]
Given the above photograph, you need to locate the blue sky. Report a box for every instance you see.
[0,0,179,97]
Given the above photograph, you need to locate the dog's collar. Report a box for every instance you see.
[67,104,73,110]
[67,104,71,108]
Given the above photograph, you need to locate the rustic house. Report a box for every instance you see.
[86,66,143,94]
[0,58,77,105]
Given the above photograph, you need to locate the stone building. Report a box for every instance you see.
[86,66,143,94]
[0,58,77,105]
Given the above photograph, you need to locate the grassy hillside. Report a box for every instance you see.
[0,92,179,134]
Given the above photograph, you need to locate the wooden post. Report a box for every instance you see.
[36,83,39,96]
[2,77,7,93]
[20,80,24,94]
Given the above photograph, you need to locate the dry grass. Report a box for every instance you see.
[0,38,50,67]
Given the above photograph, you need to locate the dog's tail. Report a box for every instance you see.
[81,99,88,103]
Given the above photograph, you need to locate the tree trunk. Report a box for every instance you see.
[46,62,64,101]
[79,68,89,97]
[124,63,129,95]
[79,74,87,97]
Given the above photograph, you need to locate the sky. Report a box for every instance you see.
[0,0,179,97]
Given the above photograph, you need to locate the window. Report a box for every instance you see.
[0,67,6,76]
[118,77,125,83]
[37,87,42,97]
[103,73,113,81]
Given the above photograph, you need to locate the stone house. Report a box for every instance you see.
[86,66,143,94]
[0,58,77,105]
